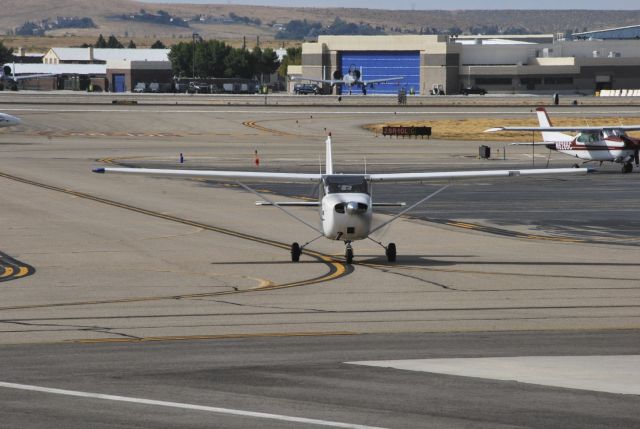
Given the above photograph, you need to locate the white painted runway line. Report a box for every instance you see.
[5,107,640,115]
[348,355,640,395]
[0,381,388,429]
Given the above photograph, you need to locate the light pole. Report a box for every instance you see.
[192,32,200,78]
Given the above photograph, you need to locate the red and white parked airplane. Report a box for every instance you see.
[486,107,640,173]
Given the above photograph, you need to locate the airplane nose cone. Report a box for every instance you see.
[346,201,359,215]
[346,201,367,215]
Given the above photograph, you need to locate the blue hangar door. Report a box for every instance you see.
[339,51,420,95]
[112,74,126,93]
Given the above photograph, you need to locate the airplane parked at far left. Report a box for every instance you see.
[0,112,21,128]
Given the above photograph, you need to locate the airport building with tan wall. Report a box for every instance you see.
[290,33,640,96]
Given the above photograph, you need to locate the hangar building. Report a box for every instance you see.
[291,34,640,95]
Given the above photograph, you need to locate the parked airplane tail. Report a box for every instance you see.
[536,107,572,143]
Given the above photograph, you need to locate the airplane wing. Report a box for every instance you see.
[361,77,404,86]
[290,76,341,86]
[486,126,640,133]
[368,167,592,183]
[92,167,322,183]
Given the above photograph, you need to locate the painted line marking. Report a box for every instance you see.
[8,107,640,115]
[347,355,640,395]
[0,266,11,278]
[0,381,388,429]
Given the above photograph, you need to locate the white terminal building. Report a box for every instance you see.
[289,29,640,95]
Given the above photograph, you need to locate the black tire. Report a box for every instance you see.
[386,243,397,263]
[345,247,353,264]
[291,242,301,262]
[622,163,633,174]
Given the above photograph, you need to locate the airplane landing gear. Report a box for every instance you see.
[385,243,396,262]
[345,242,354,264]
[622,162,633,174]
[291,242,301,262]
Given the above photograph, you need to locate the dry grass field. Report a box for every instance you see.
[3,0,640,46]
[364,117,640,141]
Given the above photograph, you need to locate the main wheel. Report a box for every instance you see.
[345,247,354,264]
[291,242,301,262]
[386,243,397,263]
[623,163,633,174]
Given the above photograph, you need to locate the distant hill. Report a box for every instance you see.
[2,0,640,43]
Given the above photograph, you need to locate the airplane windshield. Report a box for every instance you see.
[603,129,624,138]
[324,176,370,195]
[577,132,602,143]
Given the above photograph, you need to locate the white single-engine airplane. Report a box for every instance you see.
[292,64,403,95]
[0,112,21,128]
[486,107,640,173]
[93,135,592,264]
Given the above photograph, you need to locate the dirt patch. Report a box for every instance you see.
[363,117,640,141]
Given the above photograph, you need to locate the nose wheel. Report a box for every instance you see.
[385,243,396,262]
[345,242,354,264]
[291,242,301,262]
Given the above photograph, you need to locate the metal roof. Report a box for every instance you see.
[3,63,106,75]
[48,48,170,62]
[573,24,640,39]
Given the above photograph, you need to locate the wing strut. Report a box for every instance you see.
[235,182,323,234]
[369,184,450,235]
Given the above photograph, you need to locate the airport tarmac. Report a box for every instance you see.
[0,99,639,427]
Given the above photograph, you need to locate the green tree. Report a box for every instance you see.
[95,34,107,48]
[277,46,301,79]
[0,41,13,65]
[223,48,253,78]
[260,48,279,75]
[127,40,137,49]
[107,35,124,49]
[168,41,192,76]
[151,40,166,49]
[196,40,231,77]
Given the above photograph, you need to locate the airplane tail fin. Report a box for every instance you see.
[536,107,572,143]
[325,133,333,175]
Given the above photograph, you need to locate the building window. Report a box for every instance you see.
[475,77,512,85]
[544,77,573,85]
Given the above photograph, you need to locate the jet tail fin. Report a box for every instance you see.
[536,107,572,143]
[325,134,333,175]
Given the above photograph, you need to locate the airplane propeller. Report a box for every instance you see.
[333,70,343,80]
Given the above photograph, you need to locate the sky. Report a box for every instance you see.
[140,0,640,10]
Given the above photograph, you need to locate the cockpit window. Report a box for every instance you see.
[323,176,370,195]
[603,129,623,138]
[577,132,602,143]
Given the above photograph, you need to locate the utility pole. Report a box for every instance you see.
[192,32,200,78]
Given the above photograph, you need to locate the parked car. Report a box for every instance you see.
[294,83,319,95]
[461,86,487,95]
[188,81,210,94]
[148,82,160,93]
[133,82,147,93]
